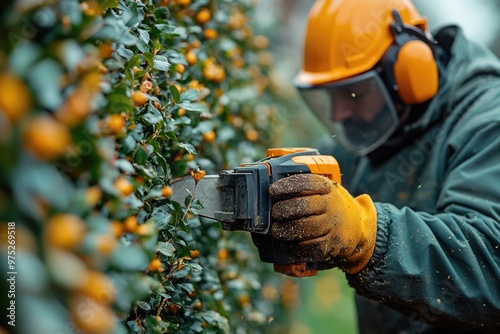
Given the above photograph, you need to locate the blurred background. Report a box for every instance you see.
[253,1,500,333]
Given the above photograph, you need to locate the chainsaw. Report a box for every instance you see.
[170,148,341,277]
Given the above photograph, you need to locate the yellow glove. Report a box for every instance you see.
[268,174,377,274]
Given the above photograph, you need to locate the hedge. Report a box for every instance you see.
[0,0,296,333]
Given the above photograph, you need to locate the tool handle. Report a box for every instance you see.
[264,148,342,277]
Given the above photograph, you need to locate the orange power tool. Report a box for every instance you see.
[170,148,341,277]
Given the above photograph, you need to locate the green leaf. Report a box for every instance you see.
[180,89,200,102]
[9,42,41,75]
[137,29,151,53]
[154,24,176,35]
[137,301,151,311]
[135,145,150,165]
[176,142,196,155]
[115,44,134,61]
[126,54,141,69]
[177,283,195,294]
[200,311,229,333]
[27,59,63,110]
[169,85,180,103]
[110,244,149,271]
[13,157,73,219]
[143,104,163,124]
[107,90,134,113]
[166,50,187,65]
[122,135,137,153]
[119,30,139,46]
[57,40,85,71]
[186,262,203,274]
[115,159,136,173]
[143,186,162,201]
[60,0,82,25]
[101,0,119,9]
[177,101,209,113]
[172,266,190,279]
[143,52,154,66]
[122,3,145,29]
[153,55,170,71]
[151,206,171,230]
[155,241,175,257]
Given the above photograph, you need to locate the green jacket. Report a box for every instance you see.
[327,26,500,333]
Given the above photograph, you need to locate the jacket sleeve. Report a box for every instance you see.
[346,111,500,331]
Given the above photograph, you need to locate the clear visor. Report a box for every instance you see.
[297,71,398,156]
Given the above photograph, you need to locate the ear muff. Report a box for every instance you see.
[383,10,438,105]
[394,40,438,104]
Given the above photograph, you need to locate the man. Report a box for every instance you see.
[256,0,500,332]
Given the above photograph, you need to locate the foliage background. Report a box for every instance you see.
[0,0,297,333]
[2,0,499,334]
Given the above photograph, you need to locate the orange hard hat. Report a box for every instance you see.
[295,0,428,87]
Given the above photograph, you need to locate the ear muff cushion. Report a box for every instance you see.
[394,40,438,104]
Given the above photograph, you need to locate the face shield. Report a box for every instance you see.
[296,70,399,156]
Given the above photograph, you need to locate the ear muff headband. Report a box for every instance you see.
[383,10,438,105]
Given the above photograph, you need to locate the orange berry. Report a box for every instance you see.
[123,216,138,233]
[190,249,200,258]
[258,51,274,67]
[81,70,103,92]
[70,294,116,333]
[161,186,173,198]
[192,300,202,310]
[46,214,86,249]
[104,114,125,135]
[188,80,203,89]
[173,83,185,93]
[203,28,218,40]
[62,15,71,28]
[189,40,201,49]
[245,128,259,142]
[148,258,162,271]
[110,220,124,238]
[85,186,102,207]
[174,0,191,5]
[81,270,116,304]
[185,50,197,65]
[202,130,216,143]
[114,177,134,196]
[132,90,148,106]
[217,248,228,262]
[232,57,245,69]
[228,11,246,29]
[168,303,181,313]
[237,294,250,306]
[23,116,71,161]
[135,223,151,236]
[98,42,114,59]
[253,35,269,49]
[196,8,211,25]
[175,63,186,74]
[177,107,187,116]
[56,88,93,127]
[94,234,117,255]
[0,72,32,122]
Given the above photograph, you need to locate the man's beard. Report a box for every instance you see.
[338,105,396,152]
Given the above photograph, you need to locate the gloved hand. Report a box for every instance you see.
[268,173,378,274]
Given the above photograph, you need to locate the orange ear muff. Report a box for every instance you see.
[393,40,438,104]
[382,10,439,105]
